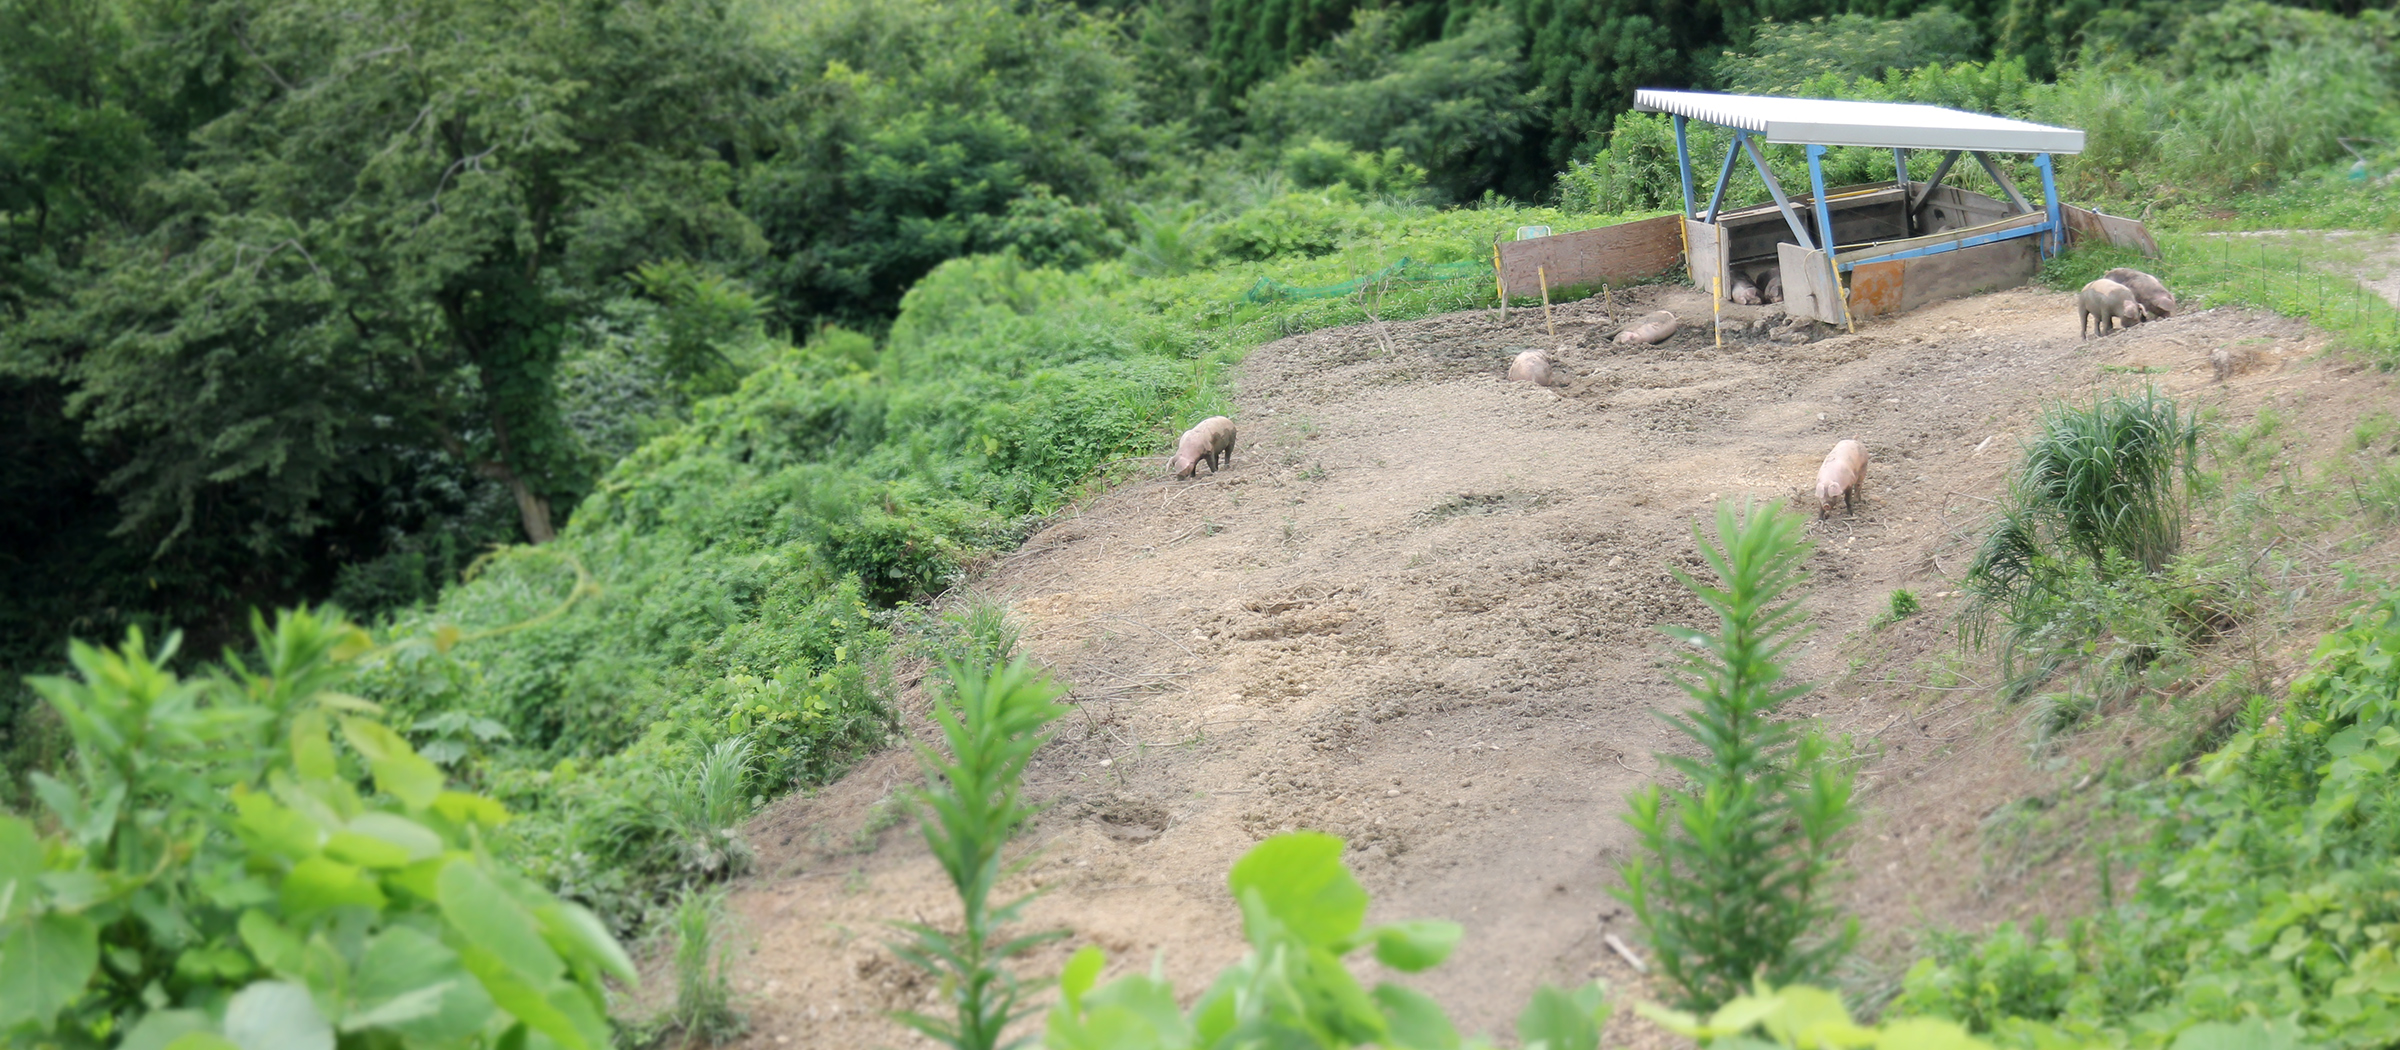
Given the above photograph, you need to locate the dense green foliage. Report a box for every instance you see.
[2,608,637,1047]
[1621,501,1857,1011]
[1896,587,2400,1047]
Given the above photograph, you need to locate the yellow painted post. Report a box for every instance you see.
[1539,265,1555,338]
[1493,242,1507,321]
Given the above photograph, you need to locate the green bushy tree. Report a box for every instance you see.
[1,607,636,1047]
[1245,8,1544,201]
[1619,500,1857,1011]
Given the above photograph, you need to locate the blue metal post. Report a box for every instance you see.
[1673,115,1695,218]
[1893,148,1911,236]
[1705,135,1741,222]
[1807,144,1836,255]
[2036,152,2062,258]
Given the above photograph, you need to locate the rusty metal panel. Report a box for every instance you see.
[1848,260,1905,319]
[2060,204,2160,257]
[1498,214,1686,294]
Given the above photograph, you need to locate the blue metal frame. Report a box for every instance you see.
[1806,145,1836,259]
[2035,152,2061,257]
[1835,219,2050,271]
[1674,115,1695,218]
[1661,111,2071,312]
[1704,135,1742,222]
[1740,134,1814,250]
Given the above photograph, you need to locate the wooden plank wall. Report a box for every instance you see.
[1682,218,1726,298]
[1497,214,1685,296]
[1778,243,1845,325]
[2060,204,2161,257]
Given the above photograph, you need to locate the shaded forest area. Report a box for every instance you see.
[4,0,2396,846]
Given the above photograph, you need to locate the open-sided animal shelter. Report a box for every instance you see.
[1499,90,2160,326]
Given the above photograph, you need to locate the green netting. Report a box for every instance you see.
[1243,257,1493,303]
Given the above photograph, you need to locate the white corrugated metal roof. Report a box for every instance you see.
[1633,89,2084,154]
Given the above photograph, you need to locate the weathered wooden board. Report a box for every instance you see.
[1682,218,1727,298]
[2060,204,2161,257]
[1497,214,1685,295]
[1841,211,2045,267]
[1893,237,2041,312]
[1779,242,1845,325]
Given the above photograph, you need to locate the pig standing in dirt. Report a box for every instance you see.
[2079,279,2144,339]
[1760,269,1784,303]
[1729,273,1763,305]
[1615,310,1680,345]
[1170,416,1237,479]
[1508,350,1560,386]
[2103,267,2177,320]
[1816,438,1869,518]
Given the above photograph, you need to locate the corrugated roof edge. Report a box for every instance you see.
[1632,89,2085,155]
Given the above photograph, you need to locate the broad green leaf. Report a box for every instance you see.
[1226,832,1366,948]
[280,856,387,918]
[438,860,563,983]
[1875,1018,1995,1050]
[456,943,592,1050]
[340,718,444,811]
[432,792,510,828]
[1059,945,1106,1008]
[1517,983,1605,1050]
[233,790,324,860]
[323,832,413,870]
[352,926,494,1041]
[0,817,39,921]
[2170,1021,2275,1050]
[120,1009,216,1050]
[291,710,338,782]
[239,910,304,975]
[0,910,100,1029]
[1368,920,1462,973]
[161,1037,243,1050]
[1375,983,1461,1050]
[223,980,334,1050]
[344,812,445,862]
[1051,972,1192,1050]
[534,901,637,985]
[173,945,254,983]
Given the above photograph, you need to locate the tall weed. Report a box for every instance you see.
[1619,500,1857,1011]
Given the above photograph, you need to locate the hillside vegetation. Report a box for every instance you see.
[8,0,2400,1045]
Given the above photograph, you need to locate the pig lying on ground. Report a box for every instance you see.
[1170,416,1237,479]
[1729,273,1763,305]
[2079,279,2143,339]
[1760,269,1783,303]
[2103,267,2177,320]
[1817,439,1869,518]
[1508,350,1560,386]
[1615,310,1680,345]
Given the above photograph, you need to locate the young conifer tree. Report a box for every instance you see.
[1618,500,1858,1010]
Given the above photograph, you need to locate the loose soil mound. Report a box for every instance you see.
[719,282,2356,1047]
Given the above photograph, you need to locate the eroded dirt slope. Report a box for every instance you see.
[717,281,2352,1048]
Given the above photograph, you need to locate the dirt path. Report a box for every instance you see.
[717,282,2341,1047]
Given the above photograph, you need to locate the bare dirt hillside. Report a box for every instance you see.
[713,279,2380,1048]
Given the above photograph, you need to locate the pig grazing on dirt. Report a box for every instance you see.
[1508,350,1560,386]
[2103,267,2177,320]
[2079,279,2144,339]
[1760,269,1784,303]
[1816,438,1869,518]
[1615,310,1680,345]
[1170,416,1237,479]
[1729,273,1763,306]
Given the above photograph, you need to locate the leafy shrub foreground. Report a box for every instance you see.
[2,609,634,1048]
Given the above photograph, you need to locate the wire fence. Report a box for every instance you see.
[1242,257,1493,303]
[2177,233,2400,368]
